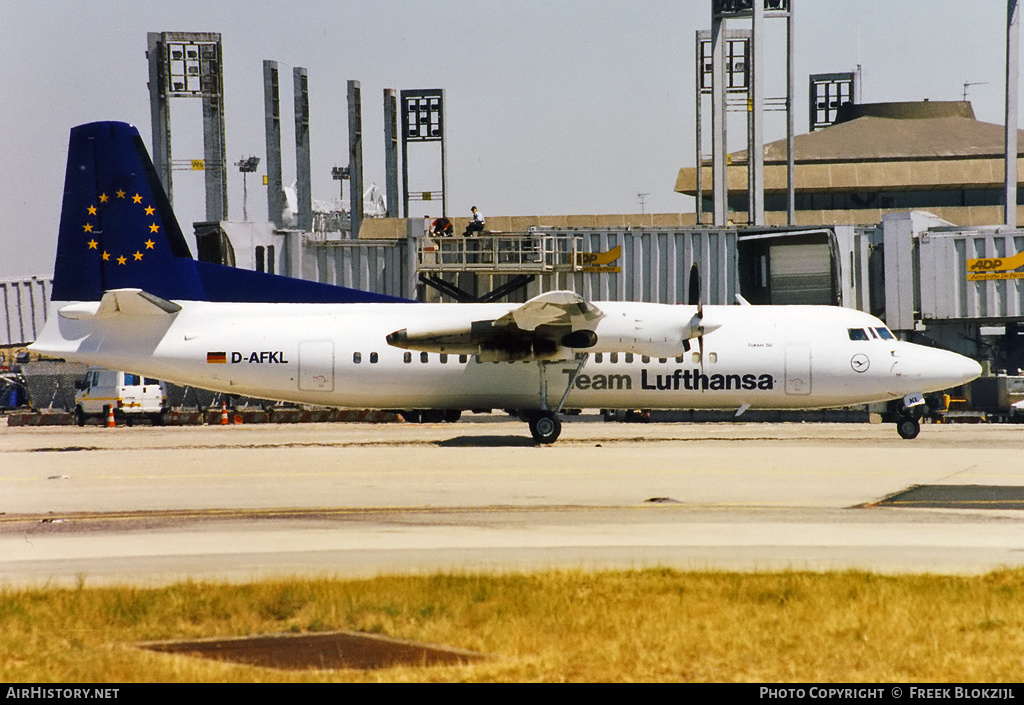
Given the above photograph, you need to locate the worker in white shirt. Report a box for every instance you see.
[464,206,485,236]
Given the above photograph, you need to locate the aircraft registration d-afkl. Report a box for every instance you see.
[31,121,982,443]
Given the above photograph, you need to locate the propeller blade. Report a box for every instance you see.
[698,333,705,379]
[688,263,700,309]
[688,262,706,380]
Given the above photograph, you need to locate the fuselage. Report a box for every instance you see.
[32,300,982,413]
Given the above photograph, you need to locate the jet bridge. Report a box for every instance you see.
[882,211,1024,367]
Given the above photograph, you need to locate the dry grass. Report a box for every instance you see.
[2,568,1023,682]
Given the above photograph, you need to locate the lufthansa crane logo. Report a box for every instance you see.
[850,353,870,373]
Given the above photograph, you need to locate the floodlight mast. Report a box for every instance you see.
[235,156,260,222]
[704,1,794,226]
[1006,0,1019,228]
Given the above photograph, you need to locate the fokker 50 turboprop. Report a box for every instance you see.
[30,122,982,442]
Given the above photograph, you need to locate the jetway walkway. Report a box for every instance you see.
[417,233,584,274]
[416,232,585,303]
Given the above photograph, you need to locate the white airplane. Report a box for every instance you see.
[30,122,982,443]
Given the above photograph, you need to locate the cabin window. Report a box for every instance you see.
[440,353,448,363]
[848,328,870,341]
[641,355,650,363]
[610,353,618,364]
[370,352,378,363]
[420,352,429,363]
[403,352,412,363]
[659,357,667,364]
[675,356,684,363]
[691,352,701,364]
[875,327,896,340]
[594,353,603,363]
[709,352,718,363]
[459,354,468,363]
[353,352,361,364]
[625,353,634,363]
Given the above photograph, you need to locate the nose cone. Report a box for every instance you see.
[904,345,982,390]
[949,352,983,385]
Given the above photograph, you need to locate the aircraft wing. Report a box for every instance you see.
[494,291,604,331]
[386,290,604,361]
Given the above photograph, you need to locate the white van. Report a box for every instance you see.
[74,367,168,426]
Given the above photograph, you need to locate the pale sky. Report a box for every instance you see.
[1,1,1020,277]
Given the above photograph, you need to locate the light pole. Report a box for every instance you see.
[332,165,351,235]
[235,156,260,221]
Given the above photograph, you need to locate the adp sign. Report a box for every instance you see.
[576,246,622,273]
[966,250,1024,281]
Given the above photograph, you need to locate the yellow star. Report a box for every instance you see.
[134,251,144,261]
[144,206,155,216]
[117,255,127,266]
[83,223,94,233]
[102,251,110,261]
[87,239,98,249]
[87,205,97,215]
[144,239,155,249]
[149,223,160,233]
[132,193,142,204]
[99,193,108,203]
[116,189,126,199]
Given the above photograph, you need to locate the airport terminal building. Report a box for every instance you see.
[675,101,1024,228]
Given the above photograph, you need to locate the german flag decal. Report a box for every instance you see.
[207,351,227,364]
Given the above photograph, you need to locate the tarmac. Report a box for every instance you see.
[1,415,1023,586]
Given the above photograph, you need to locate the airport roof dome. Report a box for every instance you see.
[746,101,1024,163]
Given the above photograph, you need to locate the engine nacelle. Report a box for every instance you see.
[587,308,720,357]
[386,307,722,360]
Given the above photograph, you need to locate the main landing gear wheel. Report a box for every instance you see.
[528,410,562,444]
[896,417,921,440]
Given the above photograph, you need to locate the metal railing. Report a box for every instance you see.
[417,233,583,273]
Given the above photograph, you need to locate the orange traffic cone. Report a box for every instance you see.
[106,406,116,428]
[220,401,229,425]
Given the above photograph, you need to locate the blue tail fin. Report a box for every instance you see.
[52,121,409,304]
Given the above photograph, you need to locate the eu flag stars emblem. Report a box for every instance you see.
[82,186,161,270]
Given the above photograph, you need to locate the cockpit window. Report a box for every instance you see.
[848,328,869,341]
[874,327,896,340]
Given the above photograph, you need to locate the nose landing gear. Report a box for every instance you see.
[896,415,921,440]
[889,394,927,440]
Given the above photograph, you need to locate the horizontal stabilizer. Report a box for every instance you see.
[58,288,181,320]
